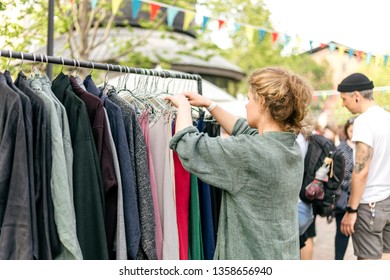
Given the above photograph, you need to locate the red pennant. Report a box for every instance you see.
[218,19,225,30]
[150,3,161,20]
[271,32,279,45]
[356,50,363,61]
[320,43,327,48]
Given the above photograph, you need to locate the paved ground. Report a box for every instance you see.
[312,216,356,260]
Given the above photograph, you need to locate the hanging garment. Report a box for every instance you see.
[51,72,108,260]
[149,114,179,260]
[4,71,38,259]
[14,71,60,260]
[172,120,190,260]
[196,115,216,260]
[0,73,33,260]
[84,77,140,260]
[28,75,82,260]
[104,109,127,260]
[107,91,157,260]
[189,173,204,260]
[203,121,222,243]
[138,110,163,260]
[69,76,118,259]
[37,74,73,192]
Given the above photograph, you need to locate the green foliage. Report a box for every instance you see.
[0,0,47,69]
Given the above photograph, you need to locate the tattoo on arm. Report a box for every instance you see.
[354,142,372,173]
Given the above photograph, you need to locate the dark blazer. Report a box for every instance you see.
[69,76,118,258]
[15,71,61,260]
[51,72,108,260]
[0,73,33,259]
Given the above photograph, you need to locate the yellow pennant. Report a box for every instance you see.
[338,46,346,56]
[112,0,123,15]
[183,11,195,30]
[245,26,255,43]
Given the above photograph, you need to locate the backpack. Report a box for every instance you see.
[299,134,346,222]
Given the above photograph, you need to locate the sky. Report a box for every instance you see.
[263,0,390,55]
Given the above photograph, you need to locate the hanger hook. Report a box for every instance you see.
[19,52,24,71]
[89,61,94,75]
[6,51,12,70]
[104,64,110,84]
[60,57,64,72]
[77,59,81,72]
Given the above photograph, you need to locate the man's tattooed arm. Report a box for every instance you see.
[354,142,373,173]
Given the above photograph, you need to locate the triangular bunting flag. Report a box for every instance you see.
[234,22,241,32]
[328,43,336,52]
[183,11,195,30]
[132,0,141,19]
[284,34,291,47]
[356,50,363,61]
[149,3,161,20]
[245,26,255,43]
[111,0,123,15]
[309,40,313,52]
[90,0,97,9]
[338,46,346,55]
[375,55,382,67]
[366,52,372,65]
[167,7,179,27]
[384,54,389,66]
[258,29,266,43]
[348,48,354,58]
[271,32,279,45]
[202,16,210,32]
[218,19,225,30]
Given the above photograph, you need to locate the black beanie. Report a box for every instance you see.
[337,73,374,92]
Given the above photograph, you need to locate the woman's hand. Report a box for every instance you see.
[163,93,193,133]
[164,93,191,109]
[182,92,212,108]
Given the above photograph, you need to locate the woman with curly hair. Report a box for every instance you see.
[164,66,313,259]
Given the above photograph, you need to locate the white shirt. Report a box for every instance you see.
[352,105,390,203]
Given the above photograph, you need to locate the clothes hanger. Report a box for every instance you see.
[102,64,115,96]
[88,61,94,76]
[60,57,65,73]
[18,52,24,73]
[30,53,42,77]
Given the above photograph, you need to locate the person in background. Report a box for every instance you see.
[339,73,390,260]
[334,117,355,260]
[296,114,314,245]
[164,66,312,259]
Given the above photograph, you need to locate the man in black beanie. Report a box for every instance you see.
[338,73,390,260]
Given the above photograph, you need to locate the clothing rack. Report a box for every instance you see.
[0,49,203,95]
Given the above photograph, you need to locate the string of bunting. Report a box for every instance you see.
[99,0,390,67]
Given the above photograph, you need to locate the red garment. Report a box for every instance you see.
[173,151,191,260]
